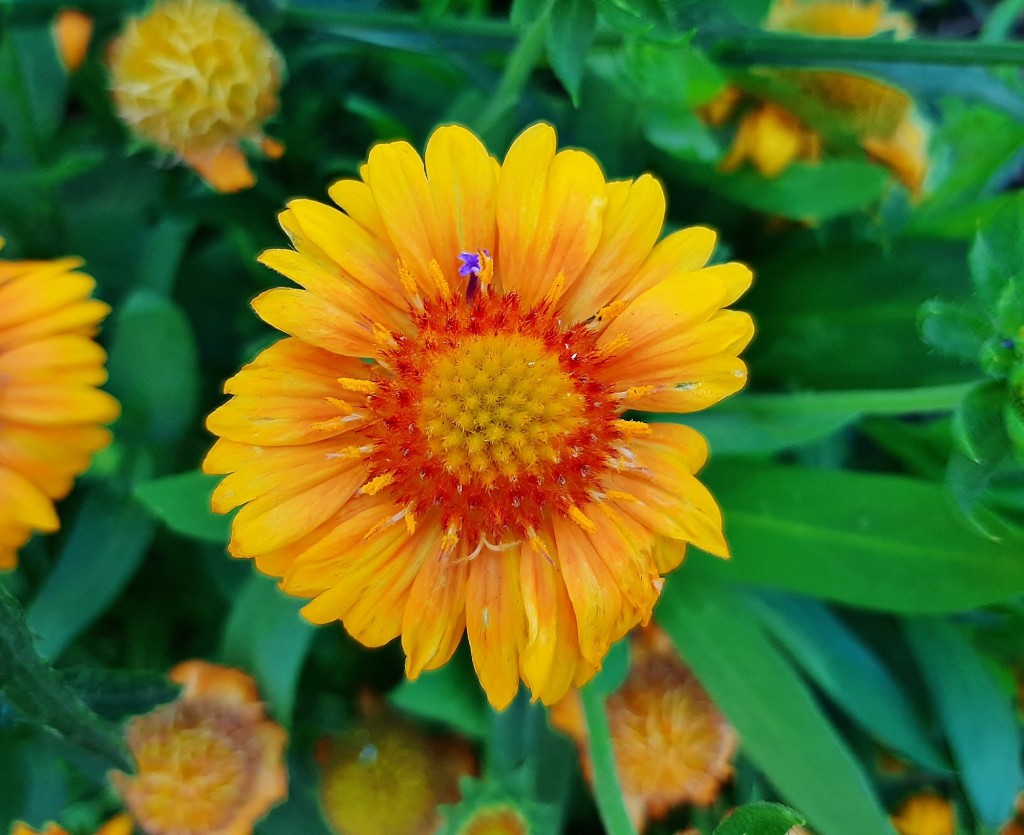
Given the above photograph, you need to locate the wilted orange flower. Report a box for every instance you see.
[715,0,927,193]
[53,9,93,72]
[550,627,738,831]
[10,817,132,835]
[891,794,955,835]
[108,0,284,192]
[111,660,287,835]
[204,123,751,708]
[0,238,119,570]
[317,695,474,835]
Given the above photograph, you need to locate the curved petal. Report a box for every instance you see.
[465,547,527,709]
[619,226,718,303]
[626,355,749,413]
[0,464,59,533]
[402,544,470,678]
[327,178,389,241]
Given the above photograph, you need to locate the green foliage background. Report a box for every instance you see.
[2,0,1024,833]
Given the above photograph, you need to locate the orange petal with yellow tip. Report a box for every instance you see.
[424,124,500,284]
[519,537,583,705]
[560,175,666,322]
[184,144,256,193]
[362,139,446,295]
[0,383,120,425]
[466,547,528,710]
[228,457,366,556]
[621,225,717,303]
[627,355,749,414]
[402,543,470,678]
[495,123,558,299]
[551,514,623,667]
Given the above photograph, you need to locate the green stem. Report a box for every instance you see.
[579,685,638,835]
[980,0,1024,42]
[0,582,132,771]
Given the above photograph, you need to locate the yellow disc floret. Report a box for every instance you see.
[420,334,584,482]
[109,0,283,191]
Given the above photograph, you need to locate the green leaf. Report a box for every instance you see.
[579,683,637,835]
[220,574,316,726]
[546,0,596,106]
[905,618,1022,826]
[1007,396,1024,462]
[134,471,231,543]
[657,576,892,835]
[918,299,992,362]
[746,593,946,770]
[595,0,738,38]
[0,583,131,771]
[57,668,180,722]
[511,0,554,26]
[27,483,156,661]
[953,380,1011,465]
[946,449,1017,540]
[713,802,806,835]
[0,22,67,154]
[589,636,630,696]
[389,648,490,740]
[626,39,724,107]
[674,159,889,222]
[970,193,1024,310]
[106,291,200,448]
[687,460,1024,613]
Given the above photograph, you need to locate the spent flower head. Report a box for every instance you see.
[0,238,119,570]
[109,0,284,192]
[204,122,752,708]
[111,660,287,835]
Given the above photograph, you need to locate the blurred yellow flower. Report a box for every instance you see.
[108,0,284,192]
[549,627,738,832]
[53,9,93,72]
[10,817,133,835]
[111,660,287,835]
[317,695,474,835]
[204,122,752,709]
[0,239,119,570]
[715,0,928,194]
[455,808,529,835]
[891,794,955,835]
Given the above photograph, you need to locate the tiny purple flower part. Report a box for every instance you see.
[458,250,489,277]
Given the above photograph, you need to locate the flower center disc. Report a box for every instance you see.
[419,333,584,484]
[364,286,623,547]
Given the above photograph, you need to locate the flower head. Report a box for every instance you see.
[10,817,132,835]
[437,774,557,835]
[109,0,284,192]
[205,123,752,708]
[891,794,955,835]
[111,660,287,835]
[550,627,738,831]
[0,239,119,570]
[714,0,927,193]
[317,697,474,835]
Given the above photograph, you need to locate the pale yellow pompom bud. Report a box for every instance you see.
[109,0,284,192]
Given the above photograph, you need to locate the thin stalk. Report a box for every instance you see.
[721,381,975,418]
[579,685,637,835]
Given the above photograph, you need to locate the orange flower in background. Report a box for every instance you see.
[53,9,93,72]
[550,627,738,831]
[10,817,133,835]
[0,239,119,570]
[316,694,474,835]
[204,122,752,709]
[714,0,928,193]
[111,660,287,835]
[890,794,955,835]
[108,0,284,192]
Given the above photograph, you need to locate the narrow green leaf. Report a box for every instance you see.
[137,216,196,296]
[220,574,316,725]
[905,618,1022,826]
[511,0,554,26]
[714,802,805,835]
[0,23,67,153]
[134,471,231,543]
[1007,397,1024,463]
[579,684,637,835]
[0,583,130,771]
[589,637,630,696]
[687,460,1024,612]
[57,668,180,722]
[945,449,1017,540]
[546,0,596,105]
[27,484,156,660]
[389,649,490,741]
[970,194,1024,310]
[106,291,200,447]
[747,592,946,770]
[981,0,1024,41]
[657,576,892,834]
